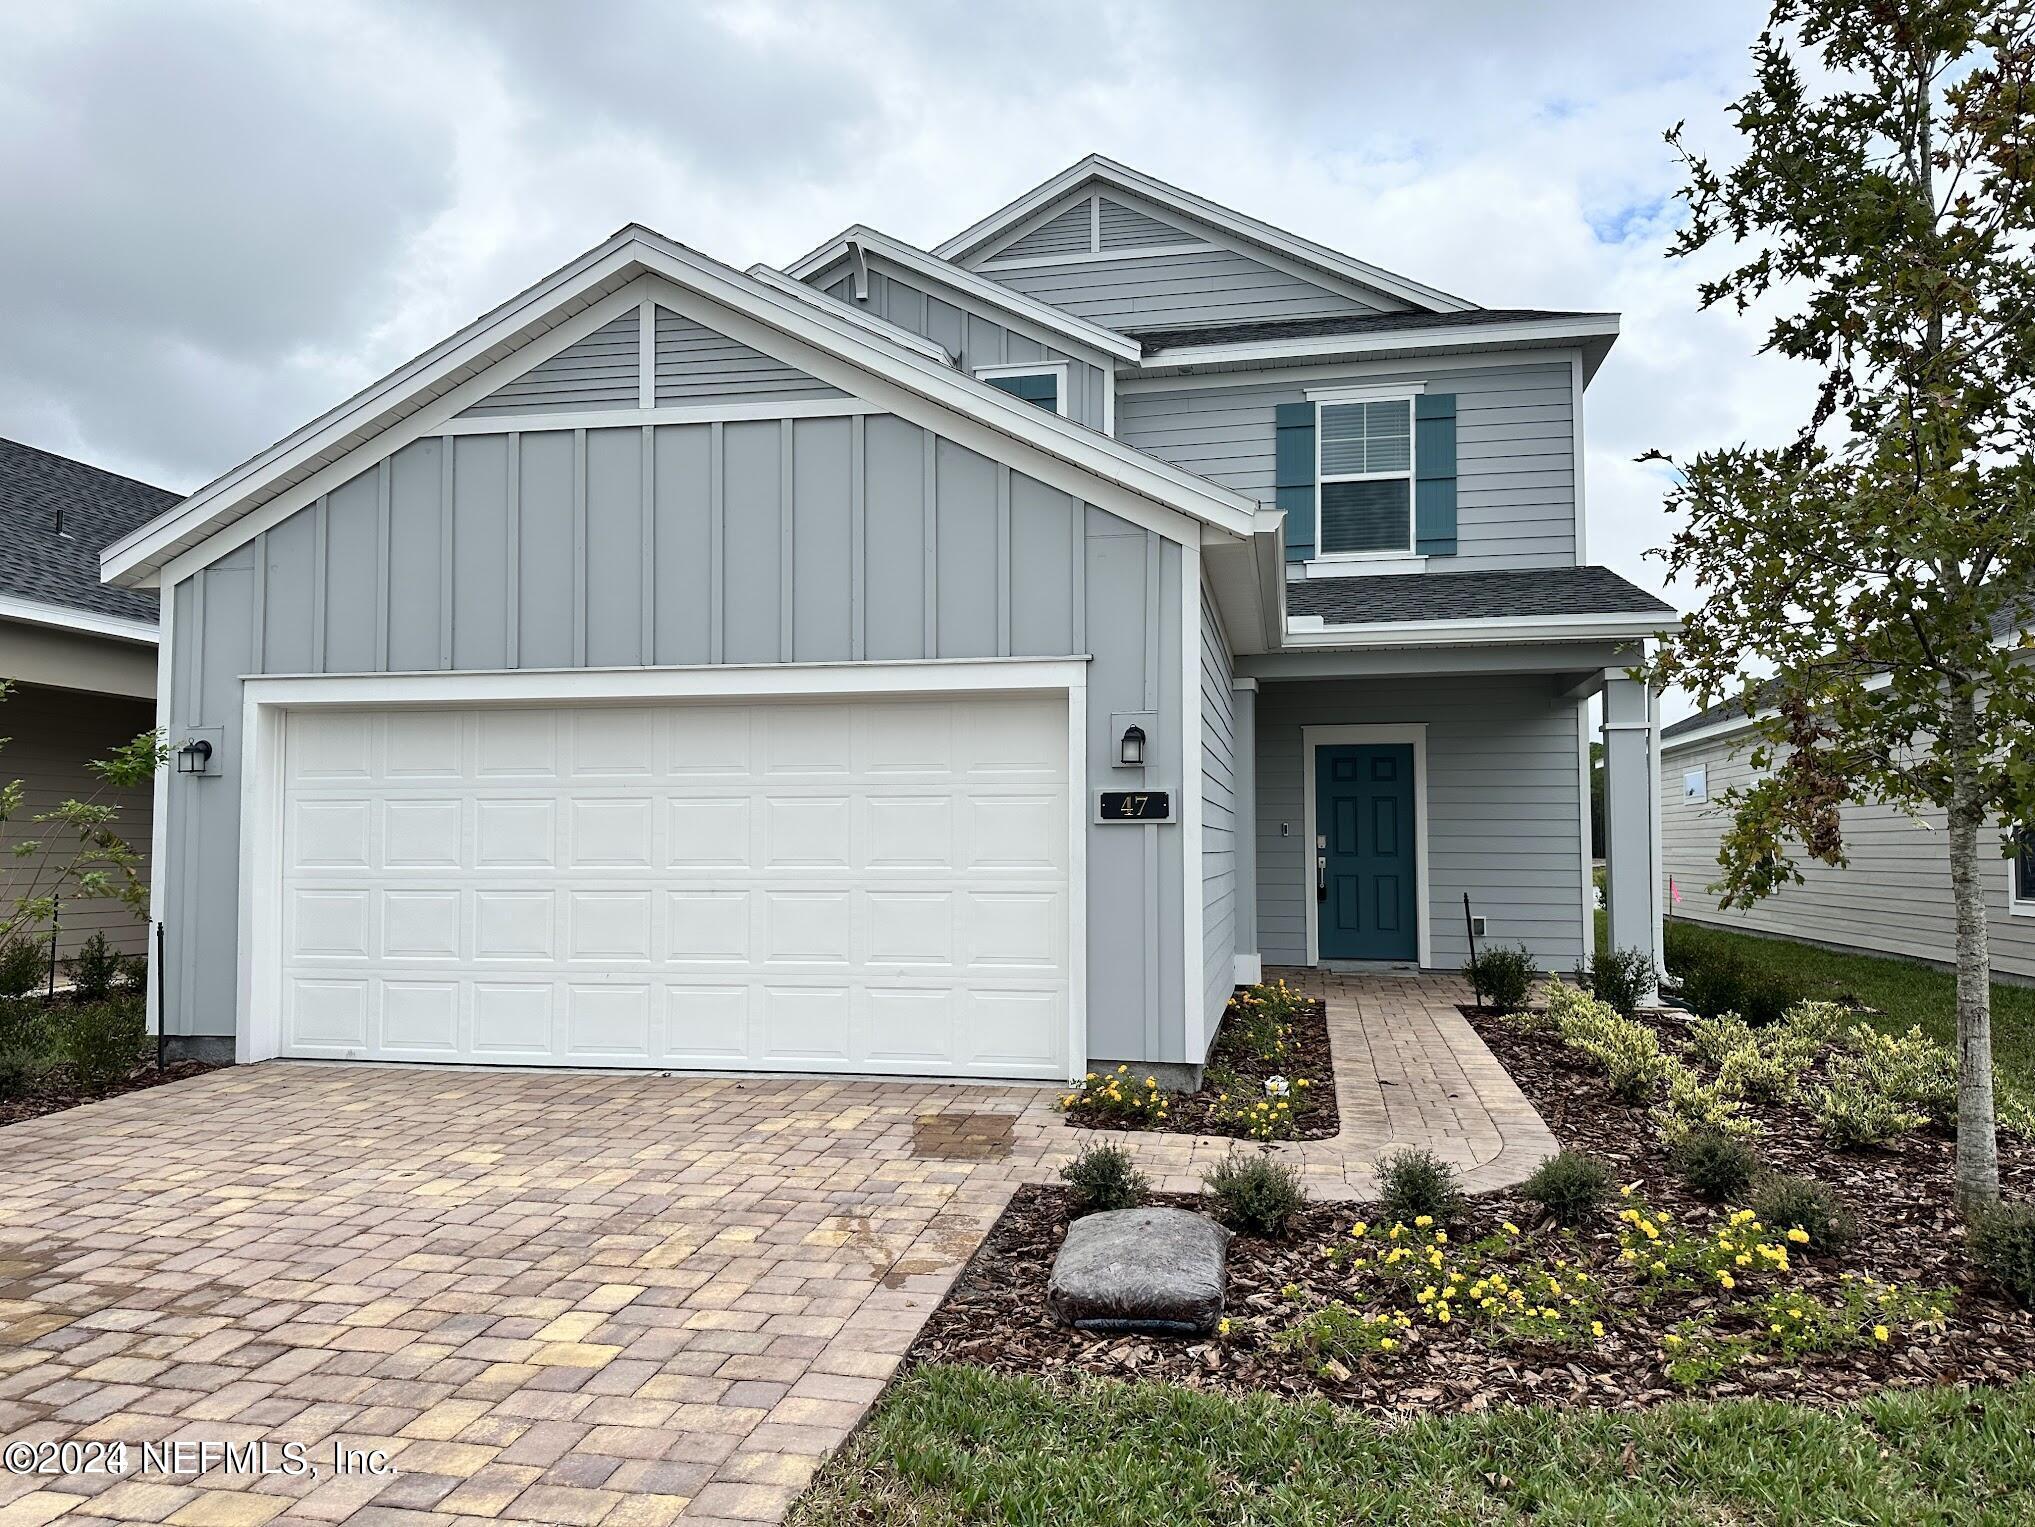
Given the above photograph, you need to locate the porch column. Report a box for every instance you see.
[1600,674,1664,971]
[1232,678,1261,984]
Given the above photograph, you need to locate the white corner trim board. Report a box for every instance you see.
[1300,723,1432,969]
[235,657,1091,1083]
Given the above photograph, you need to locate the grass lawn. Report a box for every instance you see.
[792,1365,2035,1525]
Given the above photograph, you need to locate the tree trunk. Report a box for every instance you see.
[1946,692,2000,1210]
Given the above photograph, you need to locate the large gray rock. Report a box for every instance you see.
[1047,1207,1230,1335]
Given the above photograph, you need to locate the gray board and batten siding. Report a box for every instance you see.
[162,395,1191,1070]
[1119,361,1578,572]
[809,255,1110,430]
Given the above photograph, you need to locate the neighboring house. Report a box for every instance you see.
[1663,654,2035,980]
[101,154,1675,1075]
[1,437,175,957]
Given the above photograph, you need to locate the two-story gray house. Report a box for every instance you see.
[102,156,1674,1079]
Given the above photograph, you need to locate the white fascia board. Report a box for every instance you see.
[1283,609,1679,650]
[933,154,1474,314]
[784,225,1142,363]
[741,263,952,364]
[0,593,158,645]
[1659,715,1761,754]
[111,226,1259,588]
[1136,315,1620,376]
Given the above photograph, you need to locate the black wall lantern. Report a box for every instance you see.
[176,737,213,775]
[1118,723,1146,768]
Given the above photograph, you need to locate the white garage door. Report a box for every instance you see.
[276,693,1071,1077]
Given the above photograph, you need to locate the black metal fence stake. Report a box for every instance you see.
[47,896,58,998]
[1463,892,1482,1007]
[155,921,167,1072]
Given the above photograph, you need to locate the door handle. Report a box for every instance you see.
[1316,855,1327,901]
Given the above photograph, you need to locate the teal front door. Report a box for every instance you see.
[1316,743,1417,961]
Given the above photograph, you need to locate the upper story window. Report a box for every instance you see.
[1682,765,1708,803]
[976,362,1068,417]
[2013,826,2035,914]
[1317,397,1414,556]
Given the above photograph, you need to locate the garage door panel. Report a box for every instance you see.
[279,693,1069,1076]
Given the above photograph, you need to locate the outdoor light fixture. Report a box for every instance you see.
[1118,723,1146,767]
[175,737,213,775]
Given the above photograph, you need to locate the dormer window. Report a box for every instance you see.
[975,361,1068,417]
[1316,397,1414,556]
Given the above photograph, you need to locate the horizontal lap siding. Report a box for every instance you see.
[1201,584,1238,1042]
[655,310,845,405]
[1118,363,1576,570]
[1255,676,1587,969]
[1002,202,1094,259]
[460,313,641,416]
[985,247,1390,331]
[0,683,154,957]
[1663,735,2035,980]
[817,261,1108,431]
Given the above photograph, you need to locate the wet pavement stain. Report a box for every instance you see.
[911,1111,1015,1161]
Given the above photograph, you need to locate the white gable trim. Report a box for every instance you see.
[782,225,1141,363]
[110,227,1261,589]
[935,155,1474,315]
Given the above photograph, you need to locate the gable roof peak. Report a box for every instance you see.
[933,154,1478,315]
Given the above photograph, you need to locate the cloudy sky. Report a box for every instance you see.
[1,1,1812,716]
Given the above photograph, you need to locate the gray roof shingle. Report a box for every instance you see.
[0,438,177,624]
[1127,309,1608,354]
[1289,564,1675,627]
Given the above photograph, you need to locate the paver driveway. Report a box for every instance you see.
[0,972,1552,1525]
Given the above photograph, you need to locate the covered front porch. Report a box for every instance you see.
[1228,631,1664,988]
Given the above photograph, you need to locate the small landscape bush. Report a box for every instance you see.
[1674,946,1809,1026]
[57,998,145,1087]
[1670,1128,1761,1203]
[0,1045,44,1101]
[1814,1063,1929,1149]
[1060,1143,1146,1215]
[65,933,121,1002]
[1968,1201,2035,1308]
[0,937,44,999]
[1750,1172,1853,1253]
[1058,1064,1171,1127]
[1653,1070,1758,1148]
[1464,943,1537,1014]
[1558,1003,1674,1103]
[1844,1025,1957,1127]
[1575,946,1655,1017]
[1202,1149,1307,1237]
[1519,1149,1613,1228]
[1374,1146,1465,1228]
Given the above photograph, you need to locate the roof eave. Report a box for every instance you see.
[1130,315,1621,379]
[1282,609,1679,651]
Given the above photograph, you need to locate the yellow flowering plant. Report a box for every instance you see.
[1661,1276,1952,1389]
[1616,1191,1792,1298]
[1056,1063,1171,1126]
[1326,1219,1610,1349]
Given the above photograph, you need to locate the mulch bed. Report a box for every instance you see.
[907,1010,2035,1416]
[1061,994,1338,1141]
[0,1056,227,1128]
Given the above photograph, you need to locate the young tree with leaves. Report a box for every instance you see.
[1647,0,2035,1207]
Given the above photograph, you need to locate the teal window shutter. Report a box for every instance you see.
[1414,393,1457,556]
[1274,402,1316,561]
[986,372,1058,412]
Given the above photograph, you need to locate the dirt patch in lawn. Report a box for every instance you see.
[1062,994,1339,1141]
[910,1012,2035,1416]
[1,1057,227,1129]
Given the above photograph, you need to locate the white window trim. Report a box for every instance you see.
[2011,829,2035,918]
[972,360,1071,418]
[234,656,1091,1084]
[1682,765,1709,804]
[1300,723,1431,968]
[1311,394,1419,561]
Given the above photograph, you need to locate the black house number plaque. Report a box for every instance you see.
[1097,790,1173,822]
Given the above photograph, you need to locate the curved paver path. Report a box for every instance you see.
[0,970,1550,1525]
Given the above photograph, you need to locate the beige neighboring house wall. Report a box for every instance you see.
[1662,723,2035,982]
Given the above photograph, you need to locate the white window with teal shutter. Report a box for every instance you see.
[974,361,1069,417]
[1277,385,1458,564]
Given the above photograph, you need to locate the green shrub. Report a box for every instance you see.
[1575,946,1655,1017]
[1519,1149,1613,1228]
[1465,944,1537,1014]
[1814,1068,1929,1149]
[1687,1012,1758,1070]
[0,1045,44,1101]
[1780,999,1854,1046]
[1670,1128,1762,1202]
[1375,1147,1465,1228]
[1654,1069,1760,1147]
[1751,1172,1853,1253]
[1968,1201,2035,1307]
[1202,1149,1308,1237]
[1674,945,1809,1026]
[56,999,144,1087]
[1060,1143,1147,1216]
[65,933,121,1002]
[0,937,45,999]
[1558,1005,1673,1103]
[1274,1299,1411,1370]
[1843,1025,1957,1126]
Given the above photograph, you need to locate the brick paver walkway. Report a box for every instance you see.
[0,971,1551,1525]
